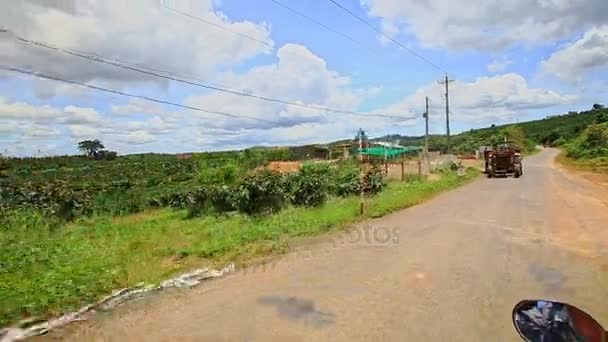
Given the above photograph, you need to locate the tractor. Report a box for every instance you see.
[483,142,523,178]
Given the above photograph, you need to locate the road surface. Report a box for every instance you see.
[43,148,608,341]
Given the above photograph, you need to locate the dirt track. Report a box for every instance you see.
[42,148,608,341]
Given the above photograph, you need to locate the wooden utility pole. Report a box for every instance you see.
[358,128,365,215]
[438,73,455,154]
[423,96,430,173]
[423,96,429,154]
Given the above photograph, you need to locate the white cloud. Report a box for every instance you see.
[542,25,608,82]
[0,121,17,134]
[120,116,174,135]
[0,0,274,98]
[24,124,61,137]
[362,0,607,51]
[61,105,102,124]
[115,131,156,145]
[111,99,165,116]
[0,96,61,121]
[32,78,88,100]
[182,44,363,131]
[377,73,576,124]
[487,57,513,73]
[68,124,99,139]
[151,44,413,150]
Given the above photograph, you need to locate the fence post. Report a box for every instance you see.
[360,163,365,215]
[401,160,405,182]
[418,152,422,177]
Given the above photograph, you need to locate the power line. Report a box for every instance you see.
[159,3,274,47]
[71,52,231,90]
[5,30,410,120]
[270,0,378,56]
[0,66,276,124]
[326,0,444,72]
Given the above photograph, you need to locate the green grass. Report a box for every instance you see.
[0,169,478,327]
[556,152,608,174]
[524,147,542,157]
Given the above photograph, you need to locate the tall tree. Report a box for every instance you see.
[78,139,104,158]
[503,125,527,149]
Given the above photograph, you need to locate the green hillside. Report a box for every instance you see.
[367,106,607,154]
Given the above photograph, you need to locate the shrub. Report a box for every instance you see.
[209,185,236,214]
[152,192,190,209]
[38,181,92,221]
[596,110,608,124]
[199,161,244,185]
[362,165,386,196]
[17,166,32,176]
[567,123,608,159]
[333,161,360,197]
[585,123,608,148]
[232,170,287,215]
[553,137,567,146]
[96,150,117,161]
[186,187,211,218]
[290,163,331,207]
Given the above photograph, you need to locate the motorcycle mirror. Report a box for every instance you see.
[513,300,606,342]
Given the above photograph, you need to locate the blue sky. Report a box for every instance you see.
[1,0,607,156]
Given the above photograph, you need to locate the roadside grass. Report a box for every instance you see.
[556,151,608,175]
[0,169,479,327]
[525,147,542,157]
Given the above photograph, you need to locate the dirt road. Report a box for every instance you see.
[44,148,608,341]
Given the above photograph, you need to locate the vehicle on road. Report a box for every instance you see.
[513,299,607,342]
[484,142,523,178]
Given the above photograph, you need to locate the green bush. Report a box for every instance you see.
[567,123,608,159]
[290,163,331,207]
[362,165,386,196]
[333,160,361,197]
[209,185,237,214]
[233,170,287,215]
[186,187,211,218]
[596,110,608,124]
[553,137,567,146]
[16,166,32,176]
[199,161,244,185]
[152,192,190,209]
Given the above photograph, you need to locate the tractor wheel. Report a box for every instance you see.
[487,169,494,178]
[514,164,522,178]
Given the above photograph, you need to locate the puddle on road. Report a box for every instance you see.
[257,296,336,328]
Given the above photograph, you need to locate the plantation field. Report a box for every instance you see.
[0,167,478,327]
[0,154,199,219]
[0,149,299,223]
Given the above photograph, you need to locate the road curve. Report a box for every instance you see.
[43,148,608,341]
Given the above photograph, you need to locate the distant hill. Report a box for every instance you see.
[337,106,607,154]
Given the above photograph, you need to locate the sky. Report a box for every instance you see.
[1,0,607,156]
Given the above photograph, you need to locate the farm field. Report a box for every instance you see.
[0,147,477,326]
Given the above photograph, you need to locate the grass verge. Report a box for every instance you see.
[0,169,479,326]
[556,150,608,175]
[524,147,542,157]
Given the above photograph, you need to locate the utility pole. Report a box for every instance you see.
[423,96,429,154]
[423,96,430,173]
[358,128,365,215]
[438,73,455,154]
